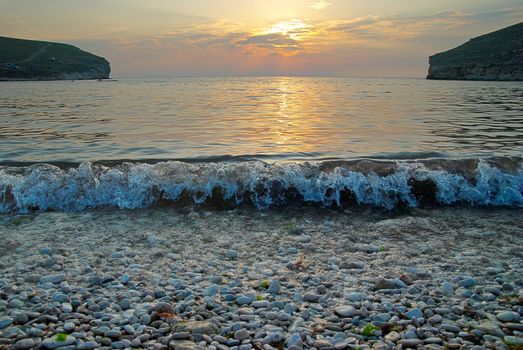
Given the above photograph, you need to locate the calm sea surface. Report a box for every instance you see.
[1,77,522,163]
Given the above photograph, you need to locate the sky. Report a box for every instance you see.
[1,0,522,78]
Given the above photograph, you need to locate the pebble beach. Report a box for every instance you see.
[0,207,521,350]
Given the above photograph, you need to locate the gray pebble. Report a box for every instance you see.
[52,292,70,303]
[458,277,476,288]
[398,339,424,347]
[504,336,523,346]
[140,314,151,325]
[236,296,252,305]
[0,317,13,329]
[118,298,131,310]
[405,308,423,320]
[204,284,219,297]
[64,322,75,331]
[496,311,520,322]
[303,292,320,302]
[234,329,250,341]
[252,300,270,308]
[227,250,238,260]
[39,273,66,284]
[77,341,99,350]
[173,332,191,339]
[346,292,367,301]
[335,306,357,317]
[14,338,35,350]
[441,281,454,295]
[268,280,281,294]
[8,299,24,308]
[41,335,76,349]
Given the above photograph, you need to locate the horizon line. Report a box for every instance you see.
[109,74,426,80]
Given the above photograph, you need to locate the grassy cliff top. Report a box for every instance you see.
[429,22,523,66]
[0,36,110,80]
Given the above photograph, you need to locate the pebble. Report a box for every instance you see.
[173,332,191,339]
[373,278,396,290]
[77,341,99,350]
[442,324,461,333]
[298,234,311,243]
[140,314,151,325]
[504,336,523,346]
[204,284,219,297]
[227,249,239,260]
[334,305,357,317]
[406,308,423,320]
[313,339,333,348]
[268,280,281,294]
[346,292,367,301]
[39,247,52,255]
[39,273,66,284]
[64,322,75,331]
[441,281,454,295]
[303,292,320,302]
[476,321,505,337]
[61,302,73,313]
[398,339,424,347]
[236,296,252,305]
[118,298,131,310]
[0,317,13,329]
[424,337,444,344]
[496,311,520,322]
[8,299,24,308]
[458,277,476,288]
[340,261,364,269]
[252,300,270,308]
[13,312,28,324]
[384,331,400,342]
[14,339,35,350]
[262,332,284,344]
[41,335,76,349]
[374,312,391,322]
[234,329,250,341]
[52,292,70,303]
[287,333,303,348]
[0,208,520,350]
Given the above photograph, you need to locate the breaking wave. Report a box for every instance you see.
[1,157,522,213]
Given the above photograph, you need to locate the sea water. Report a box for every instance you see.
[1,77,522,212]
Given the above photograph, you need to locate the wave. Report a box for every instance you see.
[0,157,522,213]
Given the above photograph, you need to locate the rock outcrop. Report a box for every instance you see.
[427,22,523,81]
[0,37,110,81]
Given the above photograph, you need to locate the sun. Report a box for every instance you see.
[266,19,310,40]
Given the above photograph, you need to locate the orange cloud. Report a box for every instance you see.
[85,7,523,77]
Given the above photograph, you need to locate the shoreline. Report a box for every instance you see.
[0,78,112,82]
[0,207,522,349]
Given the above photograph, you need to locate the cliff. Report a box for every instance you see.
[427,22,523,81]
[0,37,110,81]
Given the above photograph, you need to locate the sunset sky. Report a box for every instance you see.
[1,0,522,77]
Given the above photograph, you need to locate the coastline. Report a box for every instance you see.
[0,78,111,82]
[1,207,521,349]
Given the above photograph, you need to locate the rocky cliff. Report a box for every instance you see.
[0,37,110,81]
[427,22,523,81]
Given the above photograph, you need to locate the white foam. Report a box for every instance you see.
[1,159,522,213]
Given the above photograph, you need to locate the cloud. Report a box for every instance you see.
[308,1,331,10]
[237,33,300,50]
[314,10,472,43]
[86,6,523,77]
[115,7,520,59]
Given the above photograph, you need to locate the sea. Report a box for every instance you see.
[1,76,522,350]
[0,77,522,212]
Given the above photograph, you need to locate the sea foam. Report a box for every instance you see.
[1,158,522,213]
